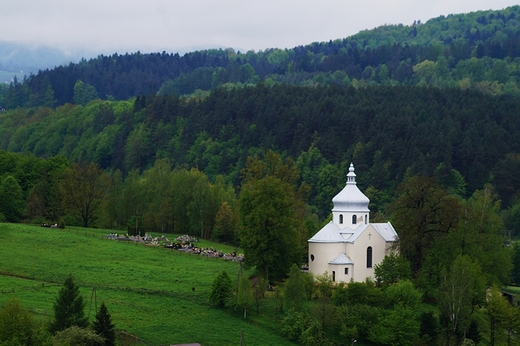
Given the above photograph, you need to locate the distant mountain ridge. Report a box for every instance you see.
[1,5,519,109]
[0,41,87,73]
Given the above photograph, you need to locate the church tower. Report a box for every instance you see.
[332,163,370,229]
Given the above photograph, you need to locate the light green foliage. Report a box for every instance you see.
[52,326,104,346]
[236,275,254,320]
[209,271,232,308]
[73,81,98,106]
[486,284,511,346]
[384,280,422,309]
[281,309,313,342]
[283,264,310,312]
[437,255,485,340]
[0,299,34,345]
[374,253,412,288]
[336,304,382,341]
[368,303,420,346]
[299,318,334,346]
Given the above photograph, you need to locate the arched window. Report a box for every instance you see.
[352,215,357,224]
[366,246,373,268]
[339,214,343,224]
[332,271,336,282]
[365,214,368,224]
[310,254,315,262]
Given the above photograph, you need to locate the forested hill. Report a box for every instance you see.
[2,85,520,215]
[1,5,520,109]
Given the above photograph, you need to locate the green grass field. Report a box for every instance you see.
[0,223,295,345]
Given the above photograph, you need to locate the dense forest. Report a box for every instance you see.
[2,85,520,218]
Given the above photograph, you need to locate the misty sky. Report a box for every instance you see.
[1,0,519,55]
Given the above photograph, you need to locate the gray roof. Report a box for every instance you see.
[329,253,354,265]
[372,222,398,242]
[331,163,370,213]
[309,222,398,243]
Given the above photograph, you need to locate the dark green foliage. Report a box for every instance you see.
[0,175,24,222]
[209,271,232,308]
[419,311,440,344]
[281,309,314,342]
[49,274,89,334]
[466,319,481,345]
[368,303,420,346]
[283,264,310,312]
[390,177,463,276]
[511,242,520,285]
[239,175,300,282]
[92,302,116,346]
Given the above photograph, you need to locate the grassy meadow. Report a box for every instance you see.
[0,223,295,346]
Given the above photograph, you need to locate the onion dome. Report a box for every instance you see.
[331,163,370,213]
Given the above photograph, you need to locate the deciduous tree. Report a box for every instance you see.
[390,176,463,276]
[0,299,34,345]
[59,162,111,228]
[236,276,254,320]
[239,175,300,282]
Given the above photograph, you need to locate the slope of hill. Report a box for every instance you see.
[1,6,519,109]
[2,85,520,214]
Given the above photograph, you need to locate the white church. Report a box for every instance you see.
[308,163,398,283]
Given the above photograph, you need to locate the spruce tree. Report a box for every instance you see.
[49,274,89,334]
[209,271,232,308]
[93,302,116,346]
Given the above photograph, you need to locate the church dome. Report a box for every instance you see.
[331,163,370,213]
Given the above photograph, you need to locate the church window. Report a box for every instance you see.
[366,246,373,268]
[310,254,315,262]
[332,271,336,282]
[344,267,348,275]
[352,215,357,224]
[365,214,368,224]
[339,214,343,224]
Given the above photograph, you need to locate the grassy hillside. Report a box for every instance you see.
[0,223,294,345]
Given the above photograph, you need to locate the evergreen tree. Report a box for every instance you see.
[49,274,89,334]
[93,302,116,346]
[209,271,232,308]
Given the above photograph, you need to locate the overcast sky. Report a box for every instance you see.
[1,0,519,55]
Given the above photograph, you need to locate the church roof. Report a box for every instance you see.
[309,222,397,243]
[308,221,345,242]
[331,163,370,213]
[329,253,354,265]
[372,222,398,242]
